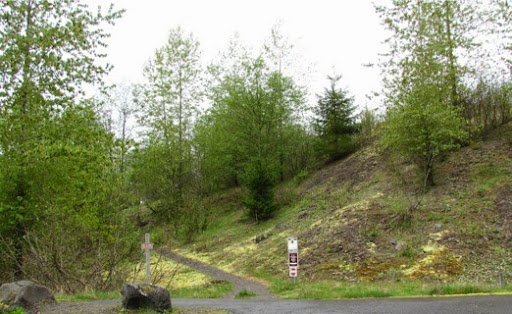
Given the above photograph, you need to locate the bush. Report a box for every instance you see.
[242,157,278,223]
[382,83,467,189]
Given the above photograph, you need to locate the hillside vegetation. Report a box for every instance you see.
[158,122,512,296]
[2,1,512,298]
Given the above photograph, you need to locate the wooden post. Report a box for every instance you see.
[141,233,153,285]
[498,270,505,288]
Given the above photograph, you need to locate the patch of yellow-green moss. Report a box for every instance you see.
[404,247,464,280]
[0,302,8,311]
[366,242,377,254]
[356,258,404,281]
[428,230,450,241]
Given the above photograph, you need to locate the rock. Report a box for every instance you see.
[390,239,397,246]
[434,223,443,231]
[334,245,343,252]
[297,210,308,219]
[254,232,273,243]
[0,280,55,311]
[121,283,171,312]
[395,241,407,251]
[254,234,266,243]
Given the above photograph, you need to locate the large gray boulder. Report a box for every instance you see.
[0,280,55,311]
[121,283,171,312]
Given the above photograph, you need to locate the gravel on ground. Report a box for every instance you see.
[159,250,274,300]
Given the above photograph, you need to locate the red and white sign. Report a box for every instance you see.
[288,252,298,267]
[289,267,298,277]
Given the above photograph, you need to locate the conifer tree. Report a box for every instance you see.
[314,75,358,161]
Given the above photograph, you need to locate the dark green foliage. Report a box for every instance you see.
[314,75,358,161]
[242,157,278,223]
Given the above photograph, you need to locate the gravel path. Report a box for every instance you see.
[36,299,119,313]
[159,250,274,300]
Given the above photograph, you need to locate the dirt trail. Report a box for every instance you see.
[159,250,274,300]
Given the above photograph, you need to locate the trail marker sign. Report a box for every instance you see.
[287,237,299,281]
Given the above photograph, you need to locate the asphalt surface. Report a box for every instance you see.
[38,295,512,313]
[174,295,512,314]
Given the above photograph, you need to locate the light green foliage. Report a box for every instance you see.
[172,281,233,299]
[201,50,306,221]
[376,0,471,188]
[3,307,26,314]
[132,27,207,241]
[134,27,201,206]
[354,106,379,146]
[382,84,467,187]
[0,0,134,291]
[138,27,201,147]
[375,0,476,107]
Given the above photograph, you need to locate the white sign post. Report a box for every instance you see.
[287,237,298,283]
[141,233,153,285]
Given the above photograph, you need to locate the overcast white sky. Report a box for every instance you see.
[89,0,388,110]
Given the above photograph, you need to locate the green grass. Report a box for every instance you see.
[270,279,512,299]
[234,289,258,299]
[2,308,26,314]
[55,290,121,302]
[171,280,233,298]
[427,284,487,295]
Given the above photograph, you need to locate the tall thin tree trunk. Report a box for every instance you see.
[13,0,34,280]
[177,67,184,215]
[120,110,127,173]
[444,0,458,106]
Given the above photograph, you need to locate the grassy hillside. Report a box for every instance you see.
[161,122,512,298]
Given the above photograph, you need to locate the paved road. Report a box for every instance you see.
[38,295,512,313]
[174,295,512,314]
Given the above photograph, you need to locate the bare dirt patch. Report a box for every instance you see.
[496,184,512,248]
